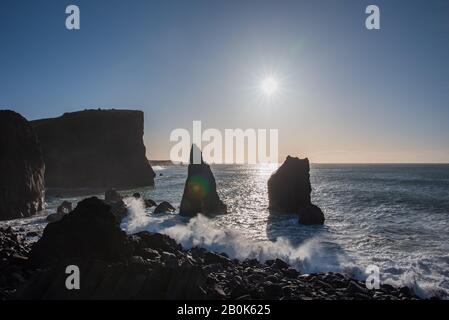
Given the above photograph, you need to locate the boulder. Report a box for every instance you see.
[0,110,45,221]
[57,201,72,215]
[268,156,325,225]
[145,199,157,208]
[0,226,33,298]
[104,189,127,224]
[133,193,157,208]
[29,197,133,267]
[31,109,155,189]
[180,145,226,217]
[154,201,175,214]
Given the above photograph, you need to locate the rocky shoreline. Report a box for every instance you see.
[1,197,419,300]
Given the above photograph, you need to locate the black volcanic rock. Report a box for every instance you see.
[298,204,325,225]
[0,226,34,299]
[154,201,175,214]
[31,109,155,189]
[29,197,133,267]
[0,110,45,221]
[268,156,324,224]
[180,145,226,217]
[104,189,128,223]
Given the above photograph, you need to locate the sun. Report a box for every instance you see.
[261,77,279,96]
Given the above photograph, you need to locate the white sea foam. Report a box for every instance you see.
[121,195,448,299]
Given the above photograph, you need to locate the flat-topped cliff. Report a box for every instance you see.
[31,109,155,189]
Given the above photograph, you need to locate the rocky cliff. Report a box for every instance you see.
[0,110,45,221]
[31,109,155,189]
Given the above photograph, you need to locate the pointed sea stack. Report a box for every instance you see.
[268,156,324,225]
[179,145,226,217]
[0,110,45,221]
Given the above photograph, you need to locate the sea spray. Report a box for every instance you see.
[121,196,357,276]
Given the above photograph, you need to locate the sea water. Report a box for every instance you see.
[3,164,449,298]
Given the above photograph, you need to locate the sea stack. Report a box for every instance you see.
[0,110,45,221]
[179,145,226,217]
[268,156,325,225]
[31,109,155,189]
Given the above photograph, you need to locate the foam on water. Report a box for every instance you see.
[3,164,448,299]
[122,196,359,277]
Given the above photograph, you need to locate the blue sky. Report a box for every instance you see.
[1,0,448,162]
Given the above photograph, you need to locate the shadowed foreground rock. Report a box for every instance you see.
[268,156,325,225]
[0,110,45,221]
[29,197,133,267]
[180,145,226,217]
[7,197,419,300]
[31,109,155,189]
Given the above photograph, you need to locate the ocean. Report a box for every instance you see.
[3,164,449,298]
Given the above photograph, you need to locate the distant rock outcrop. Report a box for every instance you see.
[268,156,325,225]
[180,145,226,217]
[31,109,155,189]
[0,110,45,221]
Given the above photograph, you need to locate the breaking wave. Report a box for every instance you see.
[122,196,448,299]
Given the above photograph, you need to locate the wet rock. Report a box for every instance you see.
[145,199,157,208]
[204,252,231,266]
[132,231,181,254]
[29,197,133,267]
[57,201,72,215]
[0,227,33,298]
[46,201,73,223]
[272,258,289,270]
[104,189,127,223]
[262,281,283,298]
[0,110,45,221]
[180,145,227,217]
[153,201,175,214]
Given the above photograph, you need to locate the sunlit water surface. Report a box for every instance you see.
[3,164,449,298]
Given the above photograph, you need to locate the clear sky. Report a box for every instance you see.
[1,0,448,163]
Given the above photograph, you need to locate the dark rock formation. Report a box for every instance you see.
[104,189,127,223]
[3,197,420,300]
[0,110,45,221]
[133,193,157,208]
[268,156,325,225]
[145,199,157,208]
[31,109,155,189]
[180,145,226,217]
[46,201,72,223]
[57,201,72,215]
[154,201,175,214]
[29,197,133,267]
[0,227,35,299]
